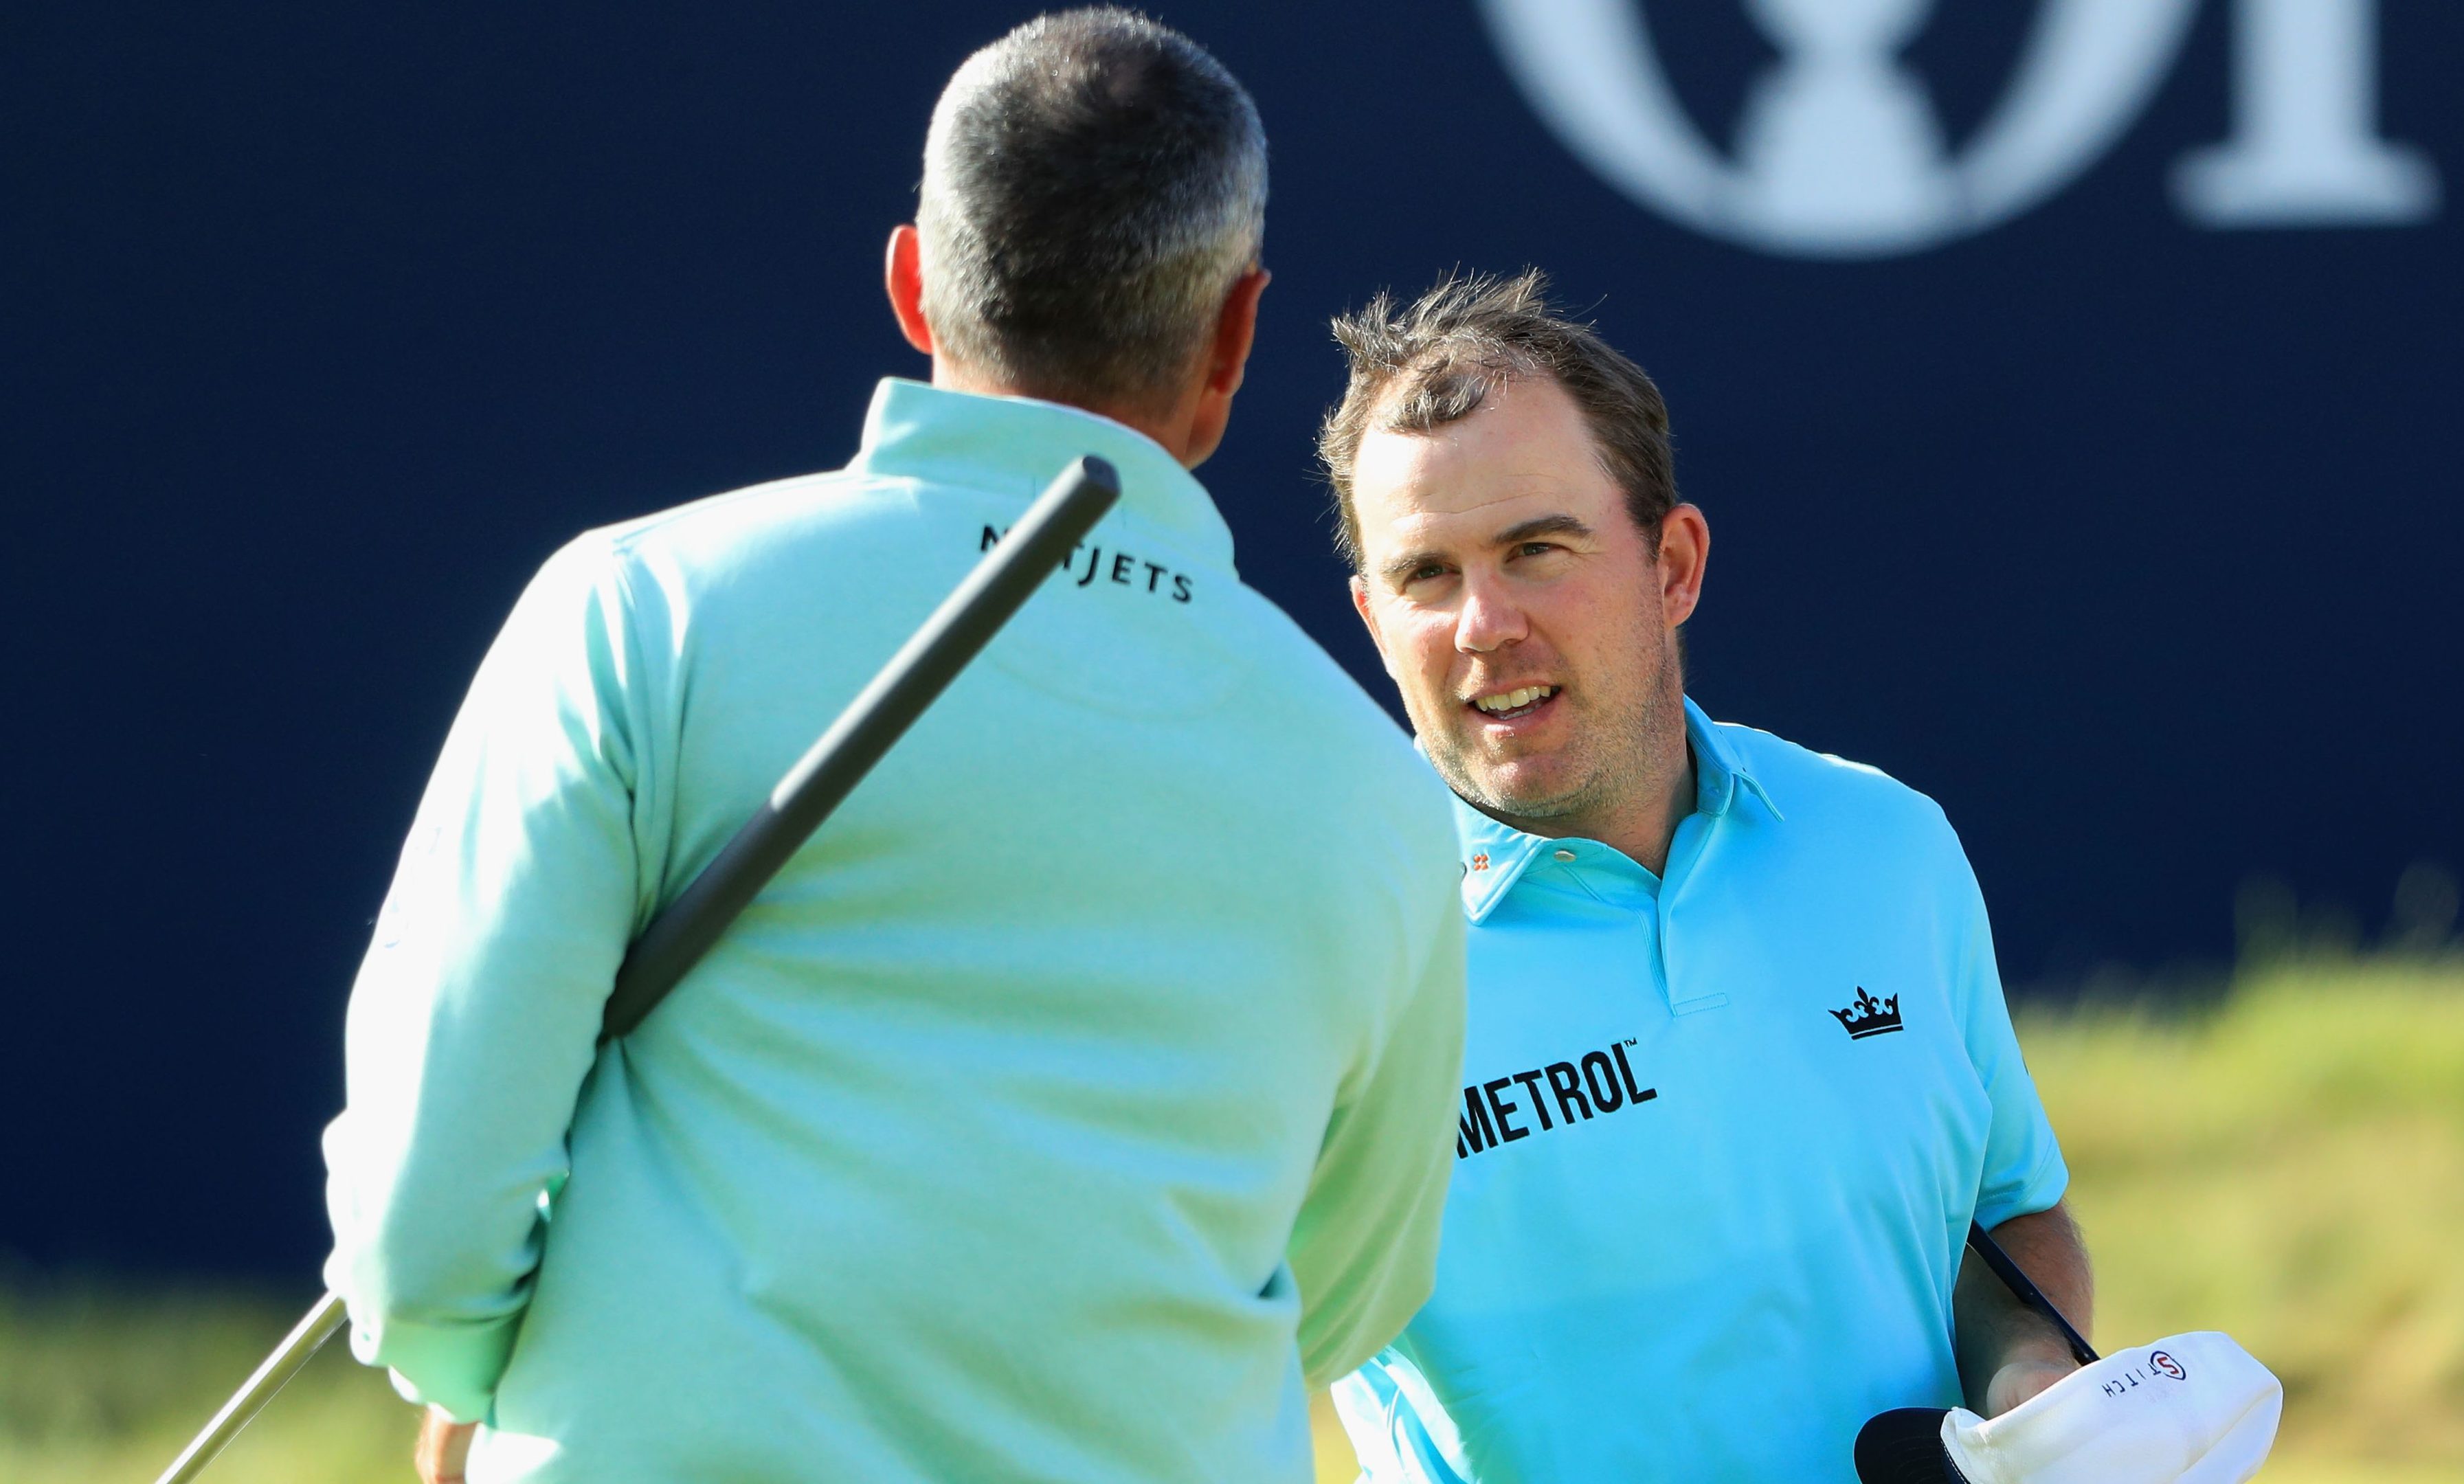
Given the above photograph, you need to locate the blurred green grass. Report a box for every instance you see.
[8,955,2459,1483]
[2017,954,2464,1482]
[0,1281,412,1484]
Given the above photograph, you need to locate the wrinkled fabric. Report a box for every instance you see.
[324,379,1466,1483]
[1337,706,2068,1483]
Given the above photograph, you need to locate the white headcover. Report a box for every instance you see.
[1941,1332,2281,1484]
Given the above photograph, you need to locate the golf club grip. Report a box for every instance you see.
[153,457,1118,1484]
[1967,1219,2098,1367]
[598,453,1120,1040]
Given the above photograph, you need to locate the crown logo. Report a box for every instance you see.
[1830,987,1903,1039]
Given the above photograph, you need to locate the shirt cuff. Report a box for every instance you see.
[350,1310,520,1424]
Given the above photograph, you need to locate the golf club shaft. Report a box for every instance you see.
[601,453,1121,1037]
[1856,1230,2101,1481]
[153,455,1121,1484]
[1967,1219,2098,1367]
[152,1291,346,1484]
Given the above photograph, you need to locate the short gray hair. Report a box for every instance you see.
[919,8,1268,412]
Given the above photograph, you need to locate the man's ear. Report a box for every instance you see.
[1349,573,1402,682]
[1657,503,1711,629]
[1205,267,1270,395]
[1176,267,1272,469]
[884,225,934,356]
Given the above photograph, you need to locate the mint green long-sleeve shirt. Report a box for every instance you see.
[320,379,1466,1483]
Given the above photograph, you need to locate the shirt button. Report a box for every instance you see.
[1553,848,1577,862]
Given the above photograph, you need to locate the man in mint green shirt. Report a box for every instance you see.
[322,14,1465,1483]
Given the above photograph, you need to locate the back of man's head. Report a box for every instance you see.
[919,8,1267,415]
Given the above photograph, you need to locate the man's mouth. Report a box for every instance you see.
[1468,684,1558,721]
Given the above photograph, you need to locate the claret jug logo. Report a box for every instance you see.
[1478,0,2439,258]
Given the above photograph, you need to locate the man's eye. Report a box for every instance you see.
[1408,563,1449,583]
[1516,542,1556,558]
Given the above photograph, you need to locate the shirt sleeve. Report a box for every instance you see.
[1944,840,2069,1231]
[320,535,659,1422]
[1287,884,1468,1390]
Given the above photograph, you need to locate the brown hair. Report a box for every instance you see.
[1317,269,1677,570]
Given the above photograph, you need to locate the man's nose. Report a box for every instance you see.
[1455,574,1528,654]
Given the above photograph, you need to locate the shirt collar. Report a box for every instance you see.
[1687,696,1783,823]
[1453,697,1782,922]
[847,378,1236,571]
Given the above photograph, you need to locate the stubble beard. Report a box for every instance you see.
[1424,629,1686,837]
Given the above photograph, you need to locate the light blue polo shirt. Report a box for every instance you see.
[1332,700,2068,1484]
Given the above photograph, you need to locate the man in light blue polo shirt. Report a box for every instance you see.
[1314,270,2094,1482]
[326,14,1466,1483]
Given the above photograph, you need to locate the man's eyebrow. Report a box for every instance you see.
[1492,514,1594,547]
[1378,514,1598,583]
[1378,547,1448,583]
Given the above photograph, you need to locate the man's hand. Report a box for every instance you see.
[416,1406,478,1484]
[1984,1345,2079,1416]
[1954,1202,2095,1417]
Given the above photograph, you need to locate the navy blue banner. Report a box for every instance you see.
[5,1,2456,1274]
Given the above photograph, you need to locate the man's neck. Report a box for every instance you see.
[930,361,1200,464]
[1593,743,1697,876]
[1486,739,1696,877]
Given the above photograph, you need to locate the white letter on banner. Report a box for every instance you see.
[2175,0,2439,225]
